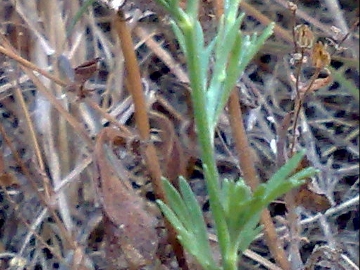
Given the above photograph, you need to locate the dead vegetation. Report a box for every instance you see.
[0,0,358,269]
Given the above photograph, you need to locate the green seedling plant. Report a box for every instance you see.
[155,0,319,269]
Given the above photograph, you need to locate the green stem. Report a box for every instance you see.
[181,25,234,270]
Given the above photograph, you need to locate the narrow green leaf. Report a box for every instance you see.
[258,166,317,207]
[238,23,274,73]
[226,179,252,217]
[253,23,274,52]
[266,150,306,188]
[194,21,207,91]
[155,0,171,10]
[213,16,226,60]
[221,179,232,213]
[225,180,254,235]
[171,22,187,55]
[162,178,193,230]
[289,167,319,182]
[186,0,199,19]
[156,200,188,234]
[224,0,242,20]
[179,177,206,233]
[236,220,262,252]
[158,199,215,269]
[211,32,243,124]
[179,177,216,266]
[224,13,245,44]
[67,0,96,38]
[252,183,267,199]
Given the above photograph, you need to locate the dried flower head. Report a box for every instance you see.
[312,41,331,69]
[294,24,314,49]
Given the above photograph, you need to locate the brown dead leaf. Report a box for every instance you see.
[73,57,101,84]
[289,68,332,99]
[94,128,158,269]
[0,172,18,187]
[0,151,18,187]
[294,182,331,213]
[292,155,331,213]
[150,91,198,179]
[65,57,101,99]
[149,111,187,186]
[294,24,315,49]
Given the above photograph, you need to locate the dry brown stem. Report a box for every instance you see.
[113,9,189,269]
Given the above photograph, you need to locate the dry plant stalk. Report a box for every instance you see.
[281,3,335,269]
[112,9,189,269]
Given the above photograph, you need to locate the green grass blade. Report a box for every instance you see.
[66,0,96,38]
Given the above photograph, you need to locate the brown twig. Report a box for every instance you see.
[284,7,333,269]
[113,10,189,270]
[290,67,321,155]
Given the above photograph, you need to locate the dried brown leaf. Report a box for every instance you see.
[73,57,101,84]
[64,57,101,99]
[0,151,18,187]
[301,71,332,95]
[294,182,332,213]
[292,155,332,213]
[149,111,187,185]
[94,128,158,269]
[289,68,332,98]
[0,172,18,187]
[312,41,331,69]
